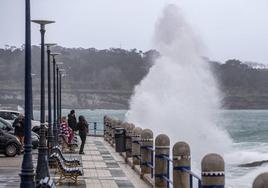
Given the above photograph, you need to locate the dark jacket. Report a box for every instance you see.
[68,114,77,131]
[13,118,24,136]
[76,121,88,137]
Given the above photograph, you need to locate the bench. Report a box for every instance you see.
[59,134,78,153]
[51,146,81,167]
[50,153,83,185]
[36,177,56,188]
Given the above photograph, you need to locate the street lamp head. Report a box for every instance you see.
[50,52,61,57]
[31,20,55,25]
[45,43,57,47]
[56,62,64,65]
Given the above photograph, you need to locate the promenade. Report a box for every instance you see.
[0,136,149,188]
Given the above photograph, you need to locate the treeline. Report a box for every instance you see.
[1,46,268,108]
[0,46,158,90]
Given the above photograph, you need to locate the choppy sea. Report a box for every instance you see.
[33,109,268,187]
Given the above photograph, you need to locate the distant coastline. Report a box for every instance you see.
[1,46,268,110]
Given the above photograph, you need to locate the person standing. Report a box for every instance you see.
[60,116,74,143]
[76,115,88,154]
[13,113,25,153]
[68,109,77,131]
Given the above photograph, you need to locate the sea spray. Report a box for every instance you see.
[126,4,232,164]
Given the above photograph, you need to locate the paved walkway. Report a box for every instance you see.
[0,136,150,188]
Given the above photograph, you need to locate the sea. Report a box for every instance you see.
[33,109,268,187]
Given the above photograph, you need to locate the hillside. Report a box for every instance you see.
[1,46,268,109]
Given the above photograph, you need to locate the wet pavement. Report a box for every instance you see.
[0,136,150,188]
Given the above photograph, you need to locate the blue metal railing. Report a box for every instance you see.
[88,121,103,136]
[140,145,154,178]
[133,140,202,188]
[173,166,202,188]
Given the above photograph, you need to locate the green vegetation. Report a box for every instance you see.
[1,46,268,109]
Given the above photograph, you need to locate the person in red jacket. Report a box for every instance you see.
[60,116,73,143]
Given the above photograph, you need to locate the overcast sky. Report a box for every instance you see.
[0,0,268,63]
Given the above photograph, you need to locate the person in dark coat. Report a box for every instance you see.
[12,113,25,152]
[68,109,77,131]
[76,115,88,154]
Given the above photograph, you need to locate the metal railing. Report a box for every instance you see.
[104,116,225,188]
[140,145,154,178]
[88,121,103,136]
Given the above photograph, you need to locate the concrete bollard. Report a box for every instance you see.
[173,142,191,188]
[253,173,268,188]
[125,123,135,162]
[140,129,153,178]
[108,119,113,142]
[132,127,142,167]
[201,153,225,188]
[103,116,109,141]
[109,119,116,144]
[155,134,170,188]
[105,117,111,142]
[111,119,120,146]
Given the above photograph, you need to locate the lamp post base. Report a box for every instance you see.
[20,144,35,188]
[35,146,50,182]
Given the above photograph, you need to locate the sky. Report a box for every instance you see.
[0,0,268,63]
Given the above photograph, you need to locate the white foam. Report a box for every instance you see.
[126,4,268,187]
[126,4,232,164]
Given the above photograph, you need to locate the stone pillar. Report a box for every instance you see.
[253,173,268,188]
[125,123,135,162]
[112,120,123,147]
[132,127,142,167]
[201,153,225,188]
[155,134,170,188]
[103,116,109,141]
[140,129,153,178]
[111,120,117,146]
[173,142,191,188]
[107,119,113,144]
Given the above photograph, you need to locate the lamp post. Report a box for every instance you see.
[32,19,55,182]
[56,66,60,126]
[55,62,63,132]
[20,0,35,187]
[50,53,61,145]
[59,69,65,119]
[44,43,57,161]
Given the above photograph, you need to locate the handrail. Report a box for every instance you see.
[87,121,104,136]
[180,167,202,188]
[138,141,154,178]
[156,154,173,187]
[105,116,226,188]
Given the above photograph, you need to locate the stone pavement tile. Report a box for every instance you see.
[109,169,126,177]
[85,146,98,151]
[84,169,112,178]
[82,155,103,162]
[104,140,150,188]
[52,179,86,188]
[94,161,107,168]
[115,180,135,188]
[0,182,21,188]
[100,180,118,188]
[84,150,101,155]
[83,161,95,168]
[83,161,107,169]
[0,156,22,167]
[96,169,112,177]
[106,161,120,168]
[92,156,104,161]
[84,169,98,177]
[85,179,103,188]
